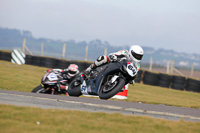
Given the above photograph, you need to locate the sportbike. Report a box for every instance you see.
[68,59,138,99]
[32,69,70,95]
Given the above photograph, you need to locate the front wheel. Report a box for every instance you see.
[98,77,125,100]
[31,85,47,93]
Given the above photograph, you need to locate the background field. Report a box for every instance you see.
[1,60,200,133]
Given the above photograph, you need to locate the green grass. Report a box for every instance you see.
[0,60,200,109]
[0,60,46,92]
[0,104,200,133]
[127,83,200,108]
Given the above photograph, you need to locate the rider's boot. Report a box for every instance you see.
[60,85,68,90]
[60,85,68,95]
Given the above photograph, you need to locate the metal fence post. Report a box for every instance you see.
[166,61,170,74]
[149,56,152,71]
[22,38,26,53]
[41,43,43,56]
[22,38,33,55]
[62,43,66,59]
[85,45,88,61]
[170,61,174,74]
[191,63,194,77]
[104,48,107,56]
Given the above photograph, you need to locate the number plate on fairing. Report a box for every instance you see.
[127,63,137,77]
[81,80,88,95]
[47,73,58,81]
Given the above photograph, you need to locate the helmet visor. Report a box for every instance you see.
[131,50,143,60]
[68,70,76,75]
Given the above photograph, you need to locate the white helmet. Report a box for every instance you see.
[67,64,79,77]
[129,45,144,63]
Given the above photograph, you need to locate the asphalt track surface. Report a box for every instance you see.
[0,90,200,122]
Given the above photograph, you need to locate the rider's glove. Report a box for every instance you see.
[109,55,117,62]
[47,69,53,72]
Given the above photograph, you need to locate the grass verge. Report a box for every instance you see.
[0,104,200,133]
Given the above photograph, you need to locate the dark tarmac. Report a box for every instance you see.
[0,90,200,121]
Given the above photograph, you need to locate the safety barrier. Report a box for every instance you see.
[185,78,200,92]
[0,51,11,61]
[11,49,26,65]
[0,50,199,93]
[24,55,90,71]
[158,73,172,88]
[141,70,199,92]
[135,70,143,83]
[143,71,159,86]
[171,76,186,90]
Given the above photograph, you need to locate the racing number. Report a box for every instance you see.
[128,65,137,76]
[81,85,87,91]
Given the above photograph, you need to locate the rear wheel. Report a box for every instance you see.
[31,85,47,93]
[98,76,125,100]
[68,78,82,97]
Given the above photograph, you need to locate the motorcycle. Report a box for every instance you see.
[31,69,70,95]
[68,59,138,99]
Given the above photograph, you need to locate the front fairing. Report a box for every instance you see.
[41,73,58,85]
[41,72,67,88]
[93,62,123,94]
[80,62,121,95]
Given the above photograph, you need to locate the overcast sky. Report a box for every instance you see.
[0,0,200,54]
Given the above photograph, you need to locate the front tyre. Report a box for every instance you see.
[31,85,47,93]
[98,77,125,100]
[68,78,82,97]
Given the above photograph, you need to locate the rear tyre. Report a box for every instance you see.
[31,85,46,93]
[98,77,125,100]
[68,78,82,97]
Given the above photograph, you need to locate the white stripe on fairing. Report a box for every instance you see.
[43,73,49,81]
[44,81,58,84]
[60,80,68,82]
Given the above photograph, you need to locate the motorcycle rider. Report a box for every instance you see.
[48,64,79,93]
[83,45,144,84]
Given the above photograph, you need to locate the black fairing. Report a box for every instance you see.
[90,59,135,94]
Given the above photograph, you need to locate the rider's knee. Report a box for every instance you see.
[94,55,109,67]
